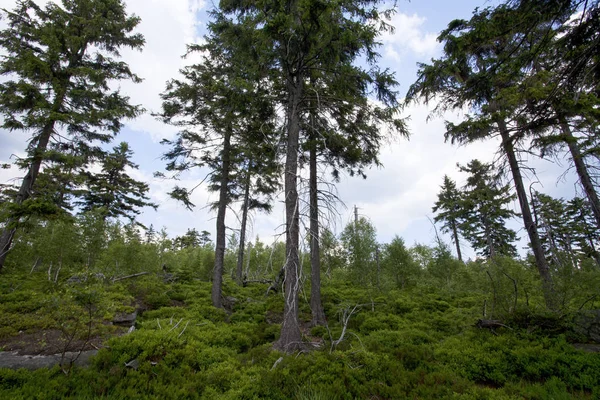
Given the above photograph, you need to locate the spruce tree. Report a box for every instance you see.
[459,160,518,258]
[157,33,279,308]
[532,192,578,269]
[566,197,600,267]
[0,0,144,270]
[235,153,280,286]
[432,175,465,262]
[405,2,570,308]
[218,0,404,350]
[79,142,157,223]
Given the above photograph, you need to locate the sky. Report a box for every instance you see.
[0,0,580,260]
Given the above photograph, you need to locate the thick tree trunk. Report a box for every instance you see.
[309,141,326,326]
[0,120,55,270]
[560,119,600,230]
[236,167,251,285]
[450,220,463,262]
[497,119,556,310]
[275,75,303,352]
[212,129,232,308]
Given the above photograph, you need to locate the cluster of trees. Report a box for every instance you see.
[434,161,518,261]
[0,0,156,268]
[408,0,600,309]
[1,0,599,353]
[0,0,406,352]
[433,161,599,270]
[154,0,408,351]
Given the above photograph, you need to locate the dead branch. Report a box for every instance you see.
[30,257,42,274]
[330,304,360,353]
[111,271,149,283]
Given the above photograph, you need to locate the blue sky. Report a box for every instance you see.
[0,0,579,259]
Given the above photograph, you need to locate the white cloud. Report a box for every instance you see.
[0,0,585,258]
[381,12,440,60]
[116,0,207,142]
[335,101,498,246]
[0,0,205,142]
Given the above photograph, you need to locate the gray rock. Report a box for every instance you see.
[573,310,600,343]
[223,296,237,309]
[0,350,97,370]
[66,275,87,284]
[113,310,138,327]
[93,272,106,281]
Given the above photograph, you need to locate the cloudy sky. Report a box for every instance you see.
[0,0,579,259]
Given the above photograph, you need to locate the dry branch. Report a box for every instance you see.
[111,271,149,283]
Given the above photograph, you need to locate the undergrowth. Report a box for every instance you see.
[0,270,599,399]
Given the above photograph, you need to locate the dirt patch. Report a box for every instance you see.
[0,327,126,356]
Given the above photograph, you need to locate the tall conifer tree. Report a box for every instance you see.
[405,2,575,308]
[158,34,279,308]
[217,0,404,350]
[0,0,144,270]
[459,160,518,258]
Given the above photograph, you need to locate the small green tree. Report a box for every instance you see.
[340,217,378,287]
[382,236,420,289]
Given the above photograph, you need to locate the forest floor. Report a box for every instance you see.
[1,269,599,399]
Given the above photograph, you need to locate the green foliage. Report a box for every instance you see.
[1,270,599,399]
[458,160,519,258]
[381,236,421,289]
[1,212,600,399]
[340,217,378,287]
[79,142,157,223]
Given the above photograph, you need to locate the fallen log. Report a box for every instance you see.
[476,319,512,332]
[112,271,149,283]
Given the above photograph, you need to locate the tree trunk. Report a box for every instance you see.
[212,128,232,308]
[560,119,600,230]
[0,120,55,270]
[236,166,251,285]
[450,220,463,262]
[484,216,495,259]
[497,119,556,310]
[309,139,326,326]
[275,74,303,352]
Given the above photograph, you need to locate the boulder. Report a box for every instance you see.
[0,350,97,370]
[573,310,600,343]
[113,310,138,327]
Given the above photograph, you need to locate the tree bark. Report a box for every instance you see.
[309,139,326,326]
[236,165,251,285]
[497,119,556,310]
[212,128,232,308]
[450,220,463,262]
[274,74,303,352]
[0,120,56,270]
[560,119,600,230]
